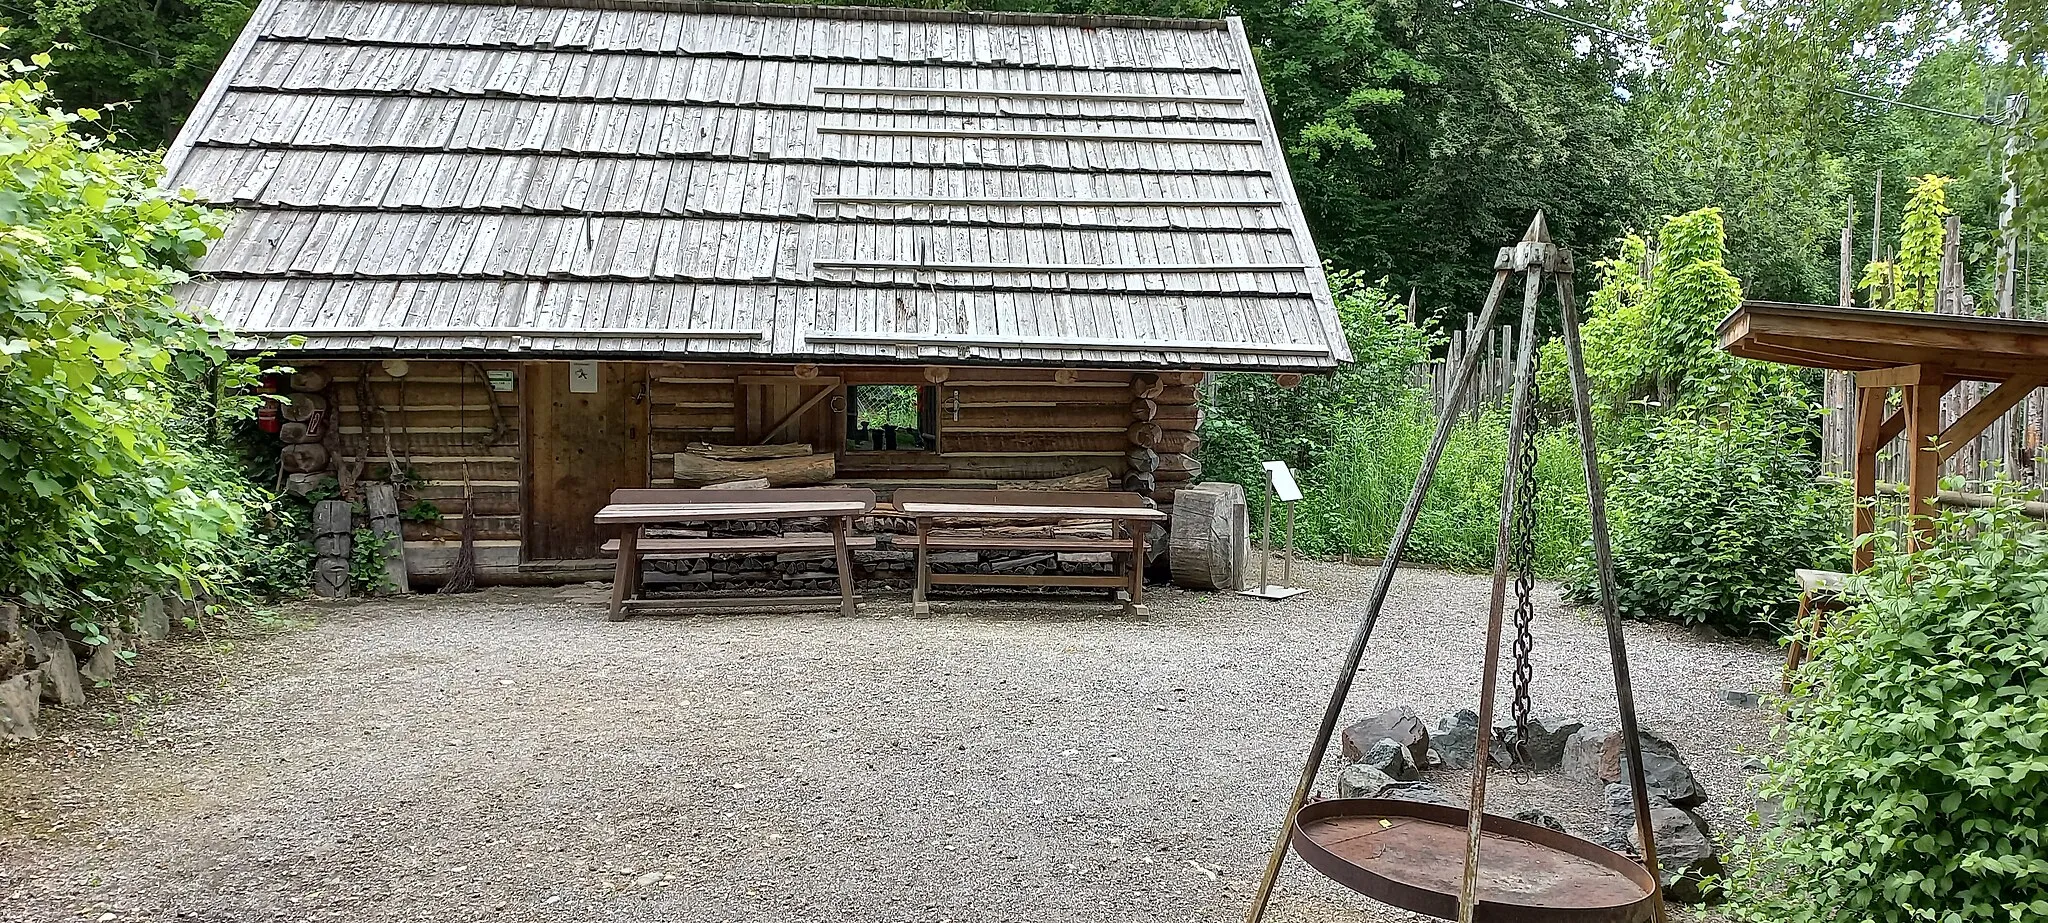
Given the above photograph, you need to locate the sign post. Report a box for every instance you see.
[1241,460,1307,600]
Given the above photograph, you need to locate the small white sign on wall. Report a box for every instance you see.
[486,370,515,392]
[568,360,599,394]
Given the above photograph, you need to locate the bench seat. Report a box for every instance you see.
[601,534,878,558]
[919,535,1129,553]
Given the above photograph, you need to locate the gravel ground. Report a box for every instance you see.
[1,560,1780,923]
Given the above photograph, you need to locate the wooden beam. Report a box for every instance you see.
[757,385,840,446]
[1937,375,2048,461]
[812,259,1311,273]
[811,85,1246,105]
[1855,364,1941,389]
[803,331,1332,357]
[1903,375,1948,543]
[814,125,1267,144]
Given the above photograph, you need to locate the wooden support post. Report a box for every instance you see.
[913,517,931,617]
[1903,371,1949,544]
[832,516,856,617]
[1938,375,2047,461]
[1840,204,1855,308]
[1851,386,1887,572]
[1125,521,1149,617]
[607,527,638,622]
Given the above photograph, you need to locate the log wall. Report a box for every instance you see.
[283,360,1215,582]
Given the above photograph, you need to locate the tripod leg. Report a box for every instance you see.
[1244,264,1518,923]
[1557,271,1669,923]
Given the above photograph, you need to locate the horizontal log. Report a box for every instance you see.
[1154,385,1200,405]
[1128,421,1162,448]
[949,385,1141,406]
[334,381,511,406]
[1156,430,1203,455]
[942,432,1127,454]
[1131,398,1157,421]
[921,368,1132,385]
[941,457,1134,480]
[1157,453,1202,477]
[283,393,327,423]
[992,468,1115,491]
[1131,373,1164,400]
[651,411,735,431]
[685,442,812,460]
[951,405,1135,429]
[1152,404,1204,427]
[671,452,836,488]
[288,367,330,392]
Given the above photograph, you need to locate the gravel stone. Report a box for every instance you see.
[0,561,1779,923]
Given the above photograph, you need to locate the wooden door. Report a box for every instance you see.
[736,376,841,448]
[525,362,648,562]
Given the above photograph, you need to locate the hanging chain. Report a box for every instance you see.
[1507,350,1541,769]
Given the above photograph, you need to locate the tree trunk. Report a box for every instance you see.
[671,452,835,487]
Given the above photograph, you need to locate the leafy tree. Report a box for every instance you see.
[0,0,254,148]
[0,56,265,634]
[1893,174,1955,312]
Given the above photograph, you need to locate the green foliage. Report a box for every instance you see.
[347,527,393,595]
[1292,398,1588,574]
[1734,501,2048,922]
[0,1,256,148]
[400,500,443,524]
[1203,270,1431,476]
[1893,174,1955,312]
[1642,207,1745,396]
[0,59,283,630]
[1572,407,1845,634]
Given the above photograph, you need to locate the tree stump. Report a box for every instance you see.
[1171,482,1250,591]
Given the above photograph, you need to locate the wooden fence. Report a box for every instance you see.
[1409,314,1528,414]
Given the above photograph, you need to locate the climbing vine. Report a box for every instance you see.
[1894,174,1955,313]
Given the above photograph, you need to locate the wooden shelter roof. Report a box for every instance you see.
[1719,301,2048,382]
[164,0,1347,371]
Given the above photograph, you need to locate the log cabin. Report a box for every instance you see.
[166,0,1350,586]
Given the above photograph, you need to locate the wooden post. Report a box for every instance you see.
[1125,519,1148,617]
[1904,372,1949,544]
[912,517,931,617]
[1996,95,2027,318]
[1839,206,1855,308]
[832,515,856,617]
[364,482,410,594]
[1870,169,1884,267]
[1851,386,1887,572]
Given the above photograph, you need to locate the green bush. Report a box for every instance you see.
[1573,408,1844,634]
[1734,502,2048,922]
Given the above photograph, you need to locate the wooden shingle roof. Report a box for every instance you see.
[168,0,1348,371]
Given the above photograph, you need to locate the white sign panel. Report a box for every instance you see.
[568,360,599,394]
[486,370,515,392]
[1263,460,1303,502]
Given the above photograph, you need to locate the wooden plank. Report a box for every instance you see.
[593,501,870,523]
[926,573,1128,588]
[1938,375,2048,461]
[598,535,879,554]
[524,361,649,561]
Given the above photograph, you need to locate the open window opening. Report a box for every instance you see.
[844,384,938,452]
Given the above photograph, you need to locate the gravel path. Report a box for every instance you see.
[1,561,1779,923]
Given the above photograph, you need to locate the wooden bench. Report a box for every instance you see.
[595,487,876,620]
[893,488,1167,616]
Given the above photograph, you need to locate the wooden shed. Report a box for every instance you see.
[166,0,1349,584]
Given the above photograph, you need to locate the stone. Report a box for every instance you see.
[135,595,171,641]
[284,472,329,497]
[1376,781,1455,807]
[1433,708,1483,769]
[1721,689,1762,708]
[1336,764,1398,799]
[0,638,21,678]
[0,601,20,641]
[0,670,41,740]
[1563,727,1706,807]
[80,635,122,685]
[1629,805,1723,903]
[33,631,84,707]
[1491,716,1585,772]
[1357,737,1420,782]
[1513,810,1568,834]
[1341,706,1429,769]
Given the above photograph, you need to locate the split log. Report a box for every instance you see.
[1128,421,1163,448]
[278,421,322,445]
[364,483,410,594]
[672,452,835,488]
[1156,430,1203,456]
[1126,447,1160,473]
[1123,471,1157,494]
[993,468,1114,491]
[706,478,771,489]
[1131,398,1157,421]
[1171,482,1249,591]
[282,393,328,423]
[1156,453,1203,481]
[685,442,813,461]
[1131,373,1164,400]
[281,442,330,473]
[288,367,330,392]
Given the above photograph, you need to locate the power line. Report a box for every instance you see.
[0,1,167,61]
[1490,0,2002,126]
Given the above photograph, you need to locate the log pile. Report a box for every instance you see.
[1150,372,1206,503]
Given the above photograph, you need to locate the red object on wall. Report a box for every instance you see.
[255,372,283,433]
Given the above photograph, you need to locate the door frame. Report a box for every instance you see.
[519,361,650,564]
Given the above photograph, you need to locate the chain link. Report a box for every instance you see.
[1507,350,1541,769]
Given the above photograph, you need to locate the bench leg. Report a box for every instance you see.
[913,518,931,617]
[1124,523,1149,617]
[833,517,857,617]
[608,529,638,622]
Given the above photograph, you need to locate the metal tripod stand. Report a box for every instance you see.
[1244,213,1668,923]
